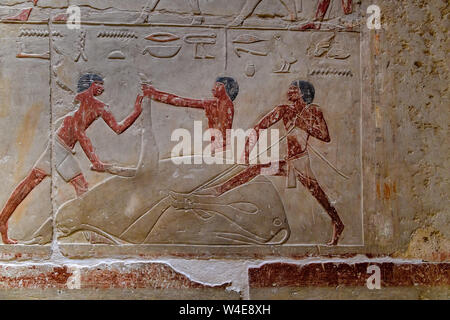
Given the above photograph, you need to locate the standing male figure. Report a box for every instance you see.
[201,81,344,245]
[0,73,144,244]
[142,77,239,150]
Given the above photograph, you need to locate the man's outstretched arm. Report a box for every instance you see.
[76,130,107,172]
[101,95,143,135]
[244,105,287,162]
[143,84,207,109]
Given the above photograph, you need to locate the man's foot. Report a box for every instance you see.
[327,221,344,246]
[0,223,18,244]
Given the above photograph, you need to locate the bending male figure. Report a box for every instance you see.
[229,0,298,26]
[0,73,144,244]
[143,77,239,150]
[202,81,344,245]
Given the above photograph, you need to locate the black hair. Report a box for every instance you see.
[216,76,239,101]
[291,80,315,104]
[77,73,104,93]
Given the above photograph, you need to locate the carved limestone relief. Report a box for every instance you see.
[0,1,366,260]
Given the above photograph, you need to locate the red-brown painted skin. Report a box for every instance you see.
[57,82,143,171]
[143,83,234,149]
[316,0,353,20]
[297,0,353,30]
[211,85,344,246]
[0,81,143,244]
[69,173,89,197]
[0,168,48,244]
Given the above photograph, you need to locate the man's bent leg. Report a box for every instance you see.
[213,161,287,196]
[315,0,352,19]
[292,0,330,30]
[69,173,89,197]
[315,0,331,21]
[0,167,49,244]
[296,173,344,245]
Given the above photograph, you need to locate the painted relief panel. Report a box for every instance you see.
[0,0,365,258]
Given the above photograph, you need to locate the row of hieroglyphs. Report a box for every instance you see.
[15,27,353,78]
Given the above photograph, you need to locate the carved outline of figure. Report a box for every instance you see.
[228,0,298,27]
[0,74,144,244]
[199,81,345,245]
[142,77,239,150]
[136,0,203,24]
[295,0,353,30]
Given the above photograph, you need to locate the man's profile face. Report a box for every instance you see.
[212,82,226,99]
[287,85,304,103]
[91,81,105,96]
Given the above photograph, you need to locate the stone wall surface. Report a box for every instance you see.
[0,0,447,299]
